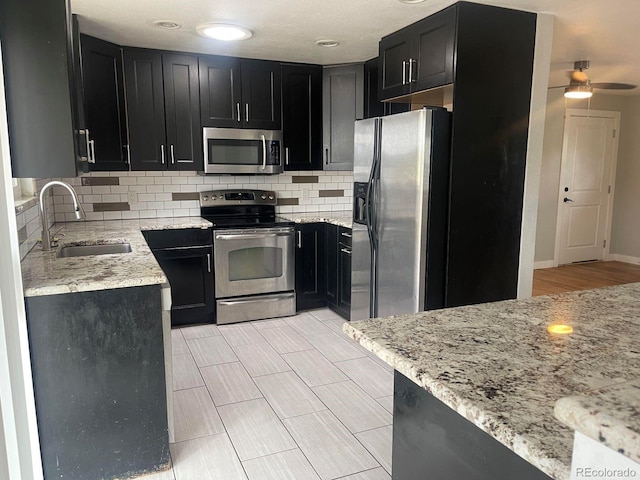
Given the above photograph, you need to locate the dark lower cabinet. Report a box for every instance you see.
[393,371,552,480]
[282,63,323,170]
[326,225,351,320]
[295,223,327,311]
[25,286,170,480]
[80,34,129,171]
[144,229,215,326]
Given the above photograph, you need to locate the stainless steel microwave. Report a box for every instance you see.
[201,128,283,175]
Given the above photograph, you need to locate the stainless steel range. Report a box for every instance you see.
[200,189,296,325]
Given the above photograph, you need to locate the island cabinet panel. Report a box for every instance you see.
[281,63,323,170]
[80,34,129,171]
[25,285,170,480]
[393,371,552,480]
[295,223,327,311]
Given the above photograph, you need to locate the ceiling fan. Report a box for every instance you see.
[551,60,637,99]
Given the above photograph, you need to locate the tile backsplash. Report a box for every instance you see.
[14,178,55,260]
[54,171,354,222]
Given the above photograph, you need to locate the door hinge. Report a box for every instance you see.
[608,185,611,194]
[613,129,616,138]
[603,239,607,248]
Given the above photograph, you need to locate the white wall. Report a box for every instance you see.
[534,90,640,264]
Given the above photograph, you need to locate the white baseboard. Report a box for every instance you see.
[607,253,640,265]
[534,260,556,269]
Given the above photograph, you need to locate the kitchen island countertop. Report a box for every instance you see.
[280,210,353,229]
[343,284,640,480]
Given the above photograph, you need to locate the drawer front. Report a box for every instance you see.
[144,228,212,249]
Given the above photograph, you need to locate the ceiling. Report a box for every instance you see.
[72,0,640,95]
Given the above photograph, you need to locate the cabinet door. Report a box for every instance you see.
[379,31,412,101]
[365,57,410,119]
[281,64,322,170]
[81,34,129,171]
[162,54,202,171]
[199,55,242,128]
[325,224,338,307]
[410,6,456,91]
[295,224,327,311]
[0,0,78,178]
[338,243,352,318]
[153,246,215,326]
[123,49,166,170]
[241,59,282,130]
[322,64,364,171]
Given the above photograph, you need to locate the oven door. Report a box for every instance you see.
[213,227,295,298]
[203,128,283,175]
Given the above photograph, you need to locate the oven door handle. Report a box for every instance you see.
[215,232,293,241]
[261,134,267,170]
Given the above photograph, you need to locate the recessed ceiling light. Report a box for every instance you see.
[153,20,181,30]
[398,0,426,3]
[316,39,340,48]
[196,23,253,41]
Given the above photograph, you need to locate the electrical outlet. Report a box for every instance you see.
[128,191,138,204]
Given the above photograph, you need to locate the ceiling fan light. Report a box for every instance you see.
[564,85,593,99]
[196,23,253,41]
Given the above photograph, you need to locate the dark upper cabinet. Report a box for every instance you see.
[80,34,129,171]
[162,54,203,170]
[364,57,410,119]
[124,49,166,170]
[281,64,323,171]
[241,59,281,130]
[379,4,456,100]
[1,0,79,177]
[124,48,202,171]
[199,55,242,128]
[199,56,281,130]
[295,223,327,311]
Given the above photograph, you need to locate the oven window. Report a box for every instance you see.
[228,247,283,281]
[208,139,261,166]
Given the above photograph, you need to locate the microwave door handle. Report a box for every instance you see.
[261,134,267,170]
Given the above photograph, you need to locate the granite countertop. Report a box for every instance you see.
[21,217,212,297]
[343,284,640,480]
[280,210,353,229]
[555,378,640,464]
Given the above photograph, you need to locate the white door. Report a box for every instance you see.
[556,110,619,265]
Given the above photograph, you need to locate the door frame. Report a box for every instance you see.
[553,108,621,266]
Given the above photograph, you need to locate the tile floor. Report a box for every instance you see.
[144,309,394,480]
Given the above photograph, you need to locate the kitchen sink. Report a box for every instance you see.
[56,242,132,258]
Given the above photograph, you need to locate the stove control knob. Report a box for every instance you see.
[268,195,274,200]
[219,195,224,200]
[203,195,208,201]
[261,194,267,200]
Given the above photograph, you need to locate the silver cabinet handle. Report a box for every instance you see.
[125,144,131,164]
[88,139,96,164]
[206,253,211,273]
[80,129,90,162]
[236,103,241,122]
[285,147,290,166]
[261,134,267,170]
[340,247,352,255]
[297,230,302,249]
[341,232,352,238]
[408,58,416,83]
[160,144,165,165]
[402,60,407,85]
[170,144,175,165]
[245,104,250,123]
[325,147,329,165]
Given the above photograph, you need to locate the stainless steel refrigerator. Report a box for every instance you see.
[351,108,451,321]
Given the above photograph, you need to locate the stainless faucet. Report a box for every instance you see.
[39,180,86,251]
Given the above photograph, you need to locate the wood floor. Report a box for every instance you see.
[532,261,640,296]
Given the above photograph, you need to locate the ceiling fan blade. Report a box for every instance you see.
[591,82,637,90]
[549,85,570,89]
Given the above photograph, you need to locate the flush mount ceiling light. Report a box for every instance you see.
[153,20,181,30]
[564,84,593,99]
[316,39,340,48]
[196,23,253,41]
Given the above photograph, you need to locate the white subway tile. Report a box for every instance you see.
[91,185,112,195]
[189,208,201,216]
[179,184,197,193]
[170,176,188,185]
[103,212,122,220]
[139,210,157,219]
[121,211,140,220]
[138,193,156,202]
[155,193,172,202]
[101,194,121,203]
[147,201,165,209]
[137,177,155,185]
[54,213,66,223]
[163,184,181,193]
[120,177,137,186]
[180,200,199,209]
[156,209,174,218]
[173,208,190,217]
[187,176,204,185]
[85,212,104,221]
[129,185,147,193]
[154,177,172,185]
[180,170,195,177]
[110,185,128,194]
[147,185,164,193]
